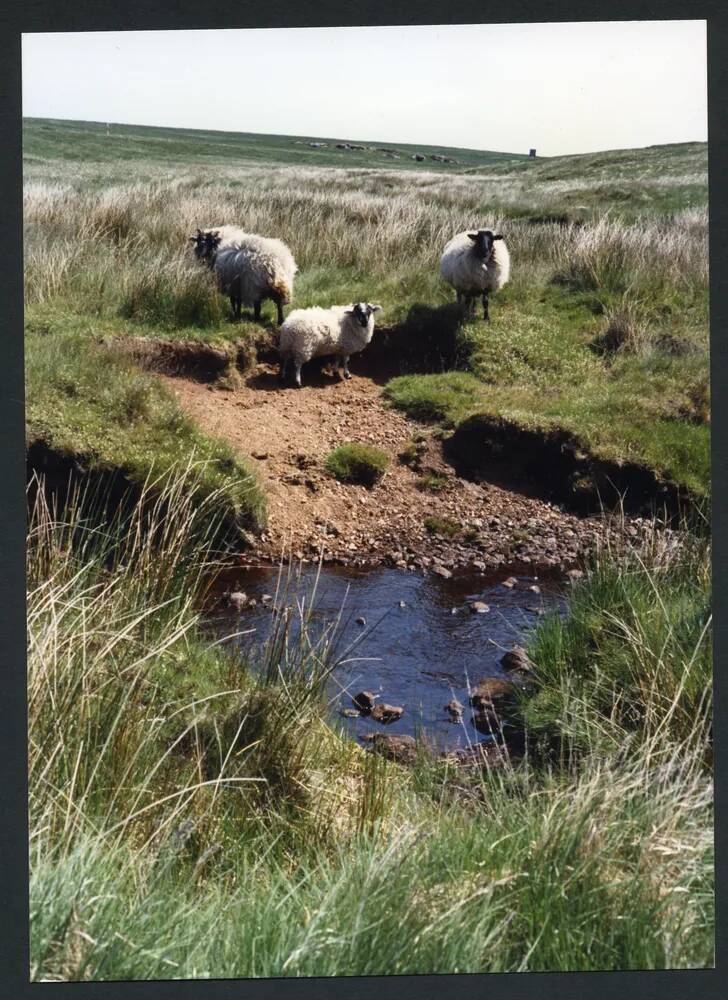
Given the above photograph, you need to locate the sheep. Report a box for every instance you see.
[189,227,297,324]
[277,302,382,388]
[439,228,510,322]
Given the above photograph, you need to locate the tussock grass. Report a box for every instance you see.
[25,318,266,538]
[24,124,709,496]
[522,521,712,755]
[27,484,713,978]
[324,443,389,487]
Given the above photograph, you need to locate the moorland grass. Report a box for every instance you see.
[23,121,709,498]
[27,479,714,979]
[25,315,266,538]
[325,443,389,487]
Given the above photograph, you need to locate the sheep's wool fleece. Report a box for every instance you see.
[279,306,376,364]
[440,232,510,295]
[213,233,297,304]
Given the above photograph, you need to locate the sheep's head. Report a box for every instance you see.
[347,303,382,328]
[467,229,504,260]
[188,228,221,263]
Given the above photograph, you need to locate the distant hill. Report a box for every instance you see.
[22,117,533,172]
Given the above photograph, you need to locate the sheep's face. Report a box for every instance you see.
[347,302,382,328]
[467,229,504,260]
[188,229,221,263]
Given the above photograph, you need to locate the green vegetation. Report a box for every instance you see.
[418,471,451,494]
[25,310,265,538]
[28,482,713,980]
[23,120,712,978]
[522,526,712,755]
[423,515,461,538]
[324,442,389,487]
[23,119,709,500]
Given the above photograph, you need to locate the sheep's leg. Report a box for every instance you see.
[275,295,285,326]
[278,357,288,382]
[456,291,463,309]
[482,291,490,323]
[254,300,262,322]
[294,362,303,388]
[340,355,352,380]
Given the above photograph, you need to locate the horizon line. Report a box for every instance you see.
[22,115,709,161]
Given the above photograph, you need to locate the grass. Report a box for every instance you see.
[423,515,461,538]
[324,443,389,487]
[22,120,713,978]
[520,522,712,755]
[25,311,266,539]
[23,120,709,501]
[27,480,714,979]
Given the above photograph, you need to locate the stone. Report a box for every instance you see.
[502,576,518,588]
[566,568,584,582]
[469,601,490,614]
[364,733,419,765]
[371,703,404,724]
[353,691,378,714]
[500,645,534,674]
[356,616,367,626]
[445,699,464,720]
[341,708,361,719]
[227,591,247,611]
[432,565,452,579]
[472,708,502,735]
[470,677,516,710]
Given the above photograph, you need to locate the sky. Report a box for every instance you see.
[22,21,707,157]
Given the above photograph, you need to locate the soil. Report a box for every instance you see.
[159,359,636,574]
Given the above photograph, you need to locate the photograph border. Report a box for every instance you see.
[1,1,725,997]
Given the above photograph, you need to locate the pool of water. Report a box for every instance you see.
[206,564,566,751]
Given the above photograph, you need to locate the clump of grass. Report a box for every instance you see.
[324,443,389,487]
[384,372,483,425]
[591,298,650,356]
[25,321,266,538]
[119,255,225,329]
[419,471,450,494]
[423,515,460,538]
[521,523,712,755]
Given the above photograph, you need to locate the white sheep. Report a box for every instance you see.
[278,302,382,387]
[440,229,510,321]
[189,227,297,324]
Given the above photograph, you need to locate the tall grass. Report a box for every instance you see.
[23,169,708,324]
[28,477,713,979]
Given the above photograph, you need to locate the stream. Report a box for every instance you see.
[207,564,566,751]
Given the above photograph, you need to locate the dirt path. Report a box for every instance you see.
[161,362,606,574]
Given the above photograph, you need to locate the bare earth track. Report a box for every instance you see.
[160,361,619,576]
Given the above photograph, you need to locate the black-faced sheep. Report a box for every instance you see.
[277,302,382,388]
[440,229,510,322]
[189,227,297,324]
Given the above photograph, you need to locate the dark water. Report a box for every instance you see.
[206,565,566,751]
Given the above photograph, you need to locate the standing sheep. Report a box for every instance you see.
[440,229,510,322]
[278,302,382,388]
[189,227,297,324]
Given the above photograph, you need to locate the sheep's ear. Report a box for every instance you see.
[370,304,382,312]
[493,234,504,240]
[467,232,479,241]
[188,235,198,242]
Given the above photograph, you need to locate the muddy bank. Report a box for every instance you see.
[161,365,627,574]
[445,413,690,517]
